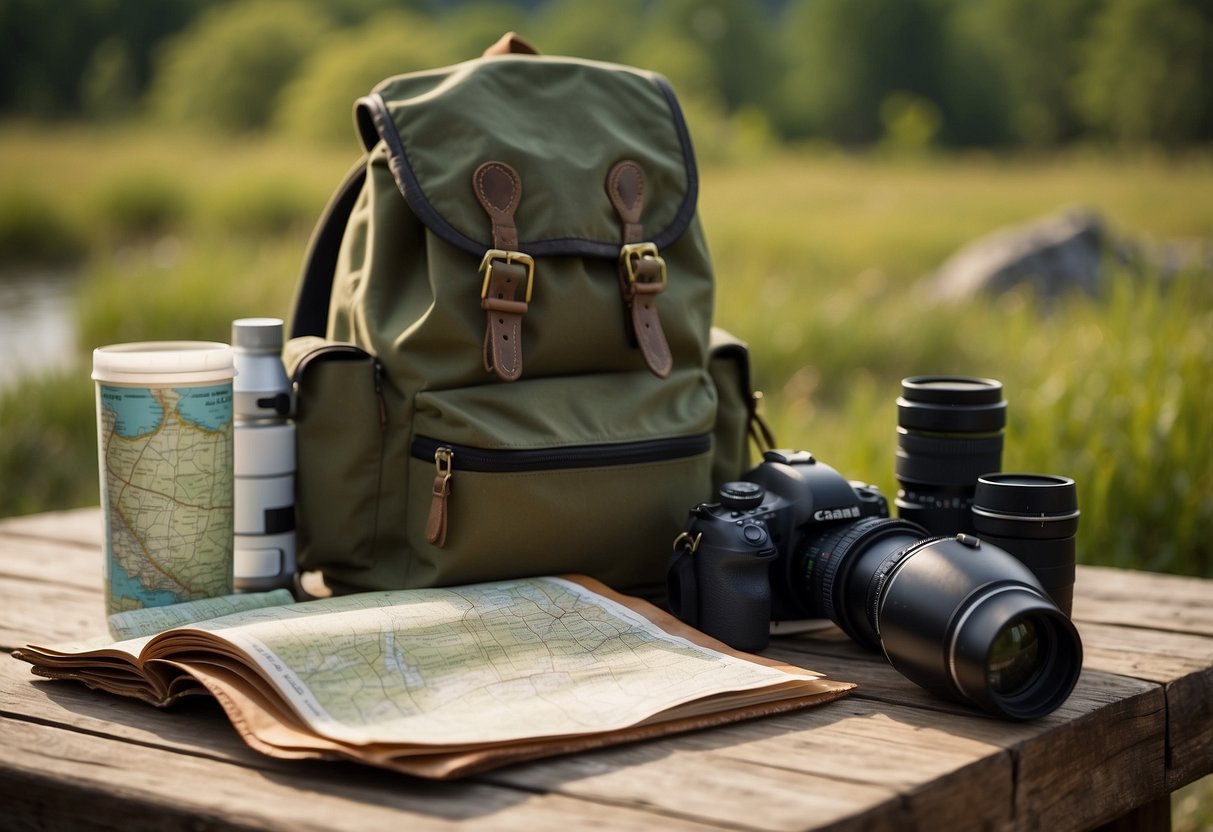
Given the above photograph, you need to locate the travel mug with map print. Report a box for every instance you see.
[93,342,236,617]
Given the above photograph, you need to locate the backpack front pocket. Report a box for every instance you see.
[405,369,717,597]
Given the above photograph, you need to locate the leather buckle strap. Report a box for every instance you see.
[473,162,530,382]
[479,256,530,382]
[607,160,672,379]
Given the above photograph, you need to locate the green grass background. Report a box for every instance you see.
[1,125,1210,579]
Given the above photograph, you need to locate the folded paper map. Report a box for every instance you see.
[14,575,853,778]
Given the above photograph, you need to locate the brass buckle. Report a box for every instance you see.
[479,249,535,303]
[621,242,667,285]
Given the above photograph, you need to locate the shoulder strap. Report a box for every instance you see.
[289,159,367,339]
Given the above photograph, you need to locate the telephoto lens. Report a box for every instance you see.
[972,474,1079,617]
[798,518,1082,720]
[895,376,1006,535]
[232,318,297,592]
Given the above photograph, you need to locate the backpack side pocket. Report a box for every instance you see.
[287,338,385,572]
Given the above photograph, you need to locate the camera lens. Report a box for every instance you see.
[988,618,1041,695]
[972,473,1079,617]
[796,519,1081,719]
[895,375,1006,535]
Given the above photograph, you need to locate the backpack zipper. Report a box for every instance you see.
[412,433,710,473]
[414,433,711,547]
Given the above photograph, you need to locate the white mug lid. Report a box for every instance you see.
[93,341,235,385]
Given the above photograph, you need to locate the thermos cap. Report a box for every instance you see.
[232,318,285,352]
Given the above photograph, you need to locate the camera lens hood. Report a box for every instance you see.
[946,585,1081,719]
[874,535,1082,720]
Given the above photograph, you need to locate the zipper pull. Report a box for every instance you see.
[426,447,454,546]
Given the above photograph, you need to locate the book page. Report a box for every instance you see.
[186,576,824,746]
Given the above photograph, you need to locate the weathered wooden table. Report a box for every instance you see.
[1,507,1209,831]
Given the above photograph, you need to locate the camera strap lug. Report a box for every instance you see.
[672,531,702,554]
[666,531,702,626]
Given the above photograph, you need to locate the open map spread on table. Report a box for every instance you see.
[13,575,853,779]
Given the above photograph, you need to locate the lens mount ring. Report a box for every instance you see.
[868,535,949,641]
[802,519,878,628]
[806,518,927,643]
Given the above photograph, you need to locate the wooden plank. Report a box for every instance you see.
[1074,565,1213,638]
[0,530,101,592]
[1095,795,1172,832]
[0,574,106,650]
[1080,621,1213,790]
[489,615,1170,832]
[491,696,1013,832]
[807,664,1165,832]
[0,519,908,831]
[770,627,1169,832]
[0,507,103,547]
[2,657,266,769]
[0,515,111,650]
[491,733,907,832]
[1080,622,1213,683]
[1075,565,1213,794]
[0,718,723,832]
[1004,670,1166,831]
[1164,671,1213,791]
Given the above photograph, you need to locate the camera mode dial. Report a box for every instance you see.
[719,481,766,511]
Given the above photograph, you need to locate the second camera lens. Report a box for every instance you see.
[895,375,1006,535]
[972,473,1080,617]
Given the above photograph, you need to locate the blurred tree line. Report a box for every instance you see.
[1,0,1210,151]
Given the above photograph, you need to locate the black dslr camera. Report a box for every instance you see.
[667,449,1082,720]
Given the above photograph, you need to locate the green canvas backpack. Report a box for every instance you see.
[285,35,772,599]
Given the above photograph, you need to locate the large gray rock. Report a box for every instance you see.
[927,208,1118,302]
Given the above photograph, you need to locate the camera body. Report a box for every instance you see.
[667,450,887,651]
[668,448,1083,720]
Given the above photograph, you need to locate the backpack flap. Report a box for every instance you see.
[348,54,711,383]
